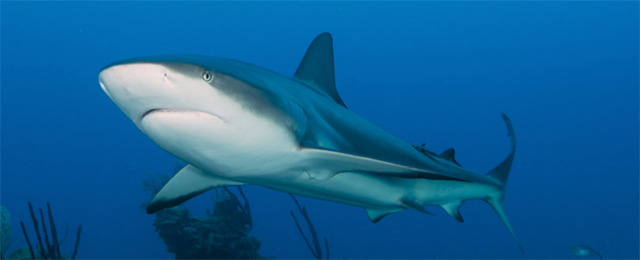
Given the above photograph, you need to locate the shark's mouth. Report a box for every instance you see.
[140,108,168,120]
[141,108,225,122]
[142,108,196,119]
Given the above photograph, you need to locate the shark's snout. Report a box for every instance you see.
[99,60,231,131]
[99,63,168,93]
[99,62,177,126]
[99,80,111,99]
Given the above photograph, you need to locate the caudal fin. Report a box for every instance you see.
[487,114,516,186]
[485,114,524,253]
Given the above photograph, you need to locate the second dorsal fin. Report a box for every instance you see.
[440,148,461,167]
[294,32,346,107]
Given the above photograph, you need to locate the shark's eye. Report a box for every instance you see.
[202,70,214,82]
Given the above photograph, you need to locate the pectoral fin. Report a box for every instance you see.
[147,164,245,213]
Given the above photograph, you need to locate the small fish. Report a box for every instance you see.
[570,245,602,259]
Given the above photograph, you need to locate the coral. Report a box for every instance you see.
[17,202,82,260]
[139,172,173,212]
[1,206,12,257]
[141,172,172,197]
[154,207,200,258]
[7,247,38,260]
[147,184,263,259]
[142,169,264,259]
[289,195,330,260]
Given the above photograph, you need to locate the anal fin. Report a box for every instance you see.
[441,200,465,223]
[147,164,245,214]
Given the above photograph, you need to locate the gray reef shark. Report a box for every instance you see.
[99,33,523,252]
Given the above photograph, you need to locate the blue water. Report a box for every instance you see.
[1,1,638,259]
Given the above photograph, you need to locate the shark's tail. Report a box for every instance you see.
[485,114,524,253]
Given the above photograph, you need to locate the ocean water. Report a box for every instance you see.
[1,1,638,259]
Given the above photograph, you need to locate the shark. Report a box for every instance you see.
[99,32,523,252]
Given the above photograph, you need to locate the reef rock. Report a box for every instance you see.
[1,206,11,256]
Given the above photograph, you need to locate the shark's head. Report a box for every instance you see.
[100,56,254,128]
[99,56,297,175]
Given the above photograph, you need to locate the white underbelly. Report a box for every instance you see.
[140,108,301,178]
[245,170,500,211]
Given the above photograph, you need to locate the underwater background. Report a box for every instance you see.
[1,1,638,259]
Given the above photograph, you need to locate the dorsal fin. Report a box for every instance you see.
[294,32,346,107]
[440,148,461,167]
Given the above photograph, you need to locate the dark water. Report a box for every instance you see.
[1,2,638,259]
